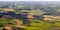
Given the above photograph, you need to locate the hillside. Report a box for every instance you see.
[0,1,60,30]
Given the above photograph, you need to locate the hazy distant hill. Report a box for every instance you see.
[0,1,60,15]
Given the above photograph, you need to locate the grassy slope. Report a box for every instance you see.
[0,18,60,30]
[24,20,60,30]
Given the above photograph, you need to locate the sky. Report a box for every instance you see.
[0,0,60,1]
